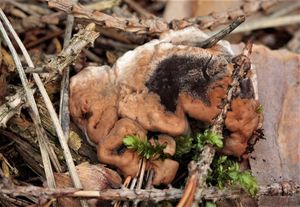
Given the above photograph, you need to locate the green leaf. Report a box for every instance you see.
[205,201,217,207]
[123,136,137,147]
[123,135,166,160]
[196,130,223,148]
[236,171,258,196]
[256,105,264,114]
[209,155,258,197]
[228,171,239,181]
[175,135,193,157]
[216,155,227,165]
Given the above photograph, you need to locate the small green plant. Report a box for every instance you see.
[209,155,258,196]
[195,130,223,151]
[174,135,193,157]
[204,201,217,207]
[123,135,166,160]
[256,105,264,114]
[174,130,223,158]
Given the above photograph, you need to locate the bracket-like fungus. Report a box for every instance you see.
[157,135,176,156]
[69,65,119,145]
[148,159,179,186]
[148,135,179,185]
[97,118,147,177]
[70,27,261,185]
[223,97,262,157]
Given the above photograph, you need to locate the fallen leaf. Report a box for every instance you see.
[54,162,122,207]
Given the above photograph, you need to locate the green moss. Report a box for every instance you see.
[209,155,258,196]
[123,135,166,160]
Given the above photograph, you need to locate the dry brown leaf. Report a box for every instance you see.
[54,162,122,207]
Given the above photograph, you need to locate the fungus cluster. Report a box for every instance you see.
[70,28,261,185]
[223,97,262,157]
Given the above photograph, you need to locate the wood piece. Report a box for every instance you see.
[0,88,26,128]
[48,0,281,35]
[0,182,298,202]
[43,23,99,73]
[59,0,77,143]
[197,16,245,48]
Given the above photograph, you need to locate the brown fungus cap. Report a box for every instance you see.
[147,135,179,185]
[222,97,262,157]
[148,134,176,159]
[70,28,234,142]
[70,66,119,145]
[97,118,147,177]
[157,134,176,156]
[148,159,179,186]
[117,42,233,134]
[178,76,232,124]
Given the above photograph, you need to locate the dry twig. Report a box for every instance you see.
[59,0,77,142]
[57,2,89,206]
[48,0,280,37]
[43,23,99,73]
[197,16,245,48]
[0,182,298,202]
[0,88,26,128]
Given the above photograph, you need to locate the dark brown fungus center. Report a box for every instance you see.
[145,55,228,112]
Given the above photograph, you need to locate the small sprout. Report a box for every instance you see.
[209,155,258,196]
[174,130,223,159]
[204,201,217,207]
[232,170,258,196]
[123,135,166,160]
[195,130,223,151]
[256,105,263,114]
[175,135,193,157]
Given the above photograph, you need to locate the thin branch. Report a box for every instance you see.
[43,23,100,73]
[48,0,167,34]
[197,16,245,48]
[25,30,64,49]
[58,0,77,142]
[270,1,300,18]
[179,43,254,206]
[48,0,280,36]
[0,88,26,128]
[0,182,298,202]
[58,1,89,206]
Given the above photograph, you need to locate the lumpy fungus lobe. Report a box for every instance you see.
[70,27,261,185]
